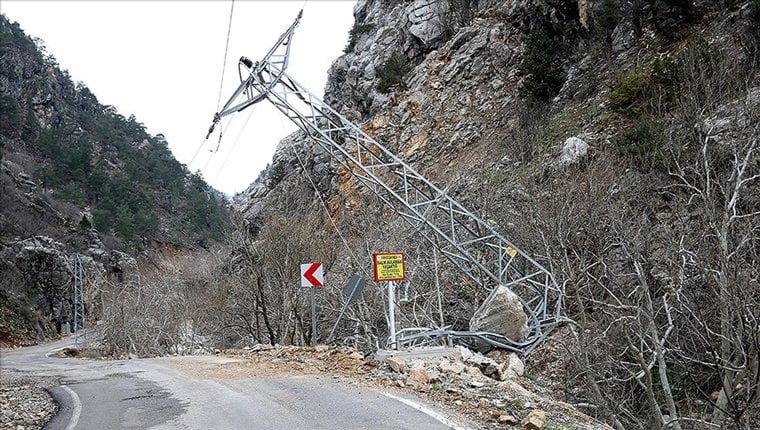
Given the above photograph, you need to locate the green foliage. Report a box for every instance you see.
[0,96,22,135]
[31,99,225,246]
[376,51,412,94]
[750,0,760,30]
[1,15,229,247]
[519,28,565,100]
[181,174,227,247]
[611,116,665,171]
[36,128,92,186]
[269,161,288,187]
[594,0,620,38]
[608,70,652,115]
[609,38,716,118]
[344,22,375,53]
[54,182,84,205]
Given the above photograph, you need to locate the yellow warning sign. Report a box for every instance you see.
[505,246,518,258]
[373,252,406,282]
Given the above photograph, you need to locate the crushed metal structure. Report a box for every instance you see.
[207,11,564,353]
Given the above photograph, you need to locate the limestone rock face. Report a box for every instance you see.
[0,236,72,339]
[469,285,529,341]
[407,0,448,47]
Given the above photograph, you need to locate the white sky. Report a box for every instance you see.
[0,0,356,196]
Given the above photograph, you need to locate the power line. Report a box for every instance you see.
[216,0,235,112]
[291,141,367,277]
[212,105,257,184]
[189,0,235,171]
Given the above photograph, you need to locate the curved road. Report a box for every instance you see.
[1,338,470,430]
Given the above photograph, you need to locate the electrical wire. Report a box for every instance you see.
[211,105,257,184]
[290,138,367,277]
[216,0,235,112]
[189,0,235,171]
[202,116,235,173]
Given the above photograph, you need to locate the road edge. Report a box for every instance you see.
[45,385,81,430]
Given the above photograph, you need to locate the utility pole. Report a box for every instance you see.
[71,254,85,347]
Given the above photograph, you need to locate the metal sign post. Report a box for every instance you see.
[326,274,366,343]
[388,281,396,349]
[373,253,406,350]
[310,287,317,345]
[301,262,324,345]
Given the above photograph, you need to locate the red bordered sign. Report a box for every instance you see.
[373,252,405,282]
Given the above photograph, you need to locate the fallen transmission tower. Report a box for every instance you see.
[207,11,564,353]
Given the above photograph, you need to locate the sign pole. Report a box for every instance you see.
[372,253,405,350]
[310,286,317,345]
[300,262,324,346]
[388,281,396,350]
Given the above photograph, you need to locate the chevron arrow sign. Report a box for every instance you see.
[300,262,324,288]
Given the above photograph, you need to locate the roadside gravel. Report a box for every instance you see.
[0,369,58,430]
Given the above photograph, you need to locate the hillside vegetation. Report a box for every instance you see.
[0,16,227,249]
[0,15,228,345]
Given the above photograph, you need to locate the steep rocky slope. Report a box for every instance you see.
[232,1,760,428]
[0,16,228,345]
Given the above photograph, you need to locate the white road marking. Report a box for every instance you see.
[380,391,472,430]
[62,385,82,430]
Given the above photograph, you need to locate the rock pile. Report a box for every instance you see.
[381,345,526,387]
[0,370,57,430]
[374,345,609,429]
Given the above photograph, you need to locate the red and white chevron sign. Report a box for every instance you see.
[300,262,324,288]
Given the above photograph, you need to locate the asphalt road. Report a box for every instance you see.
[1,337,469,430]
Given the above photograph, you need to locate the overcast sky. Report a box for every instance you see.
[1,0,356,195]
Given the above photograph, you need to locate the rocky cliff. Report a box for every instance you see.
[234,1,760,428]
[0,16,228,345]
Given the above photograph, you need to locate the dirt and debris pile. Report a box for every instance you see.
[223,344,378,377]
[222,344,610,430]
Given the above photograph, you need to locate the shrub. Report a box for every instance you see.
[54,182,84,205]
[750,0,760,29]
[611,116,665,170]
[519,28,565,100]
[0,96,22,135]
[344,22,375,53]
[594,0,620,38]
[376,51,412,93]
[608,70,652,115]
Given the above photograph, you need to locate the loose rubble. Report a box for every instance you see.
[0,370,58,430]
[219,344,612,430]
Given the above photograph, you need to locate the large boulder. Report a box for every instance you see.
[469,285,528,341]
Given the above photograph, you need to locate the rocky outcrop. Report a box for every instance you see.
[0,234,140,344]
[407,0,449,47]
[0,236,73,340]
